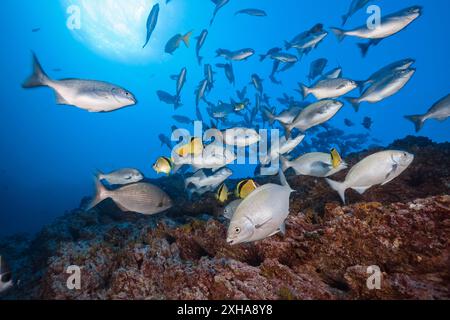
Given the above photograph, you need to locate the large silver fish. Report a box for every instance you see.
[281,153,348,177]
[97,168,144,186]
[143,4,159,48]
[282,100,344,136]
[326,150,414,204]
[345,68,416,112]
[23,53,136,112]
[227,171,293,245]
[356,58,415,90]
[331,6,422,56]
[405,94,450,132]
[299,78,357,100]
[88,180,173,215]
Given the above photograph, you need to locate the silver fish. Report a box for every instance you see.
[185,168,232,190]
[216,48,255,61]
[282,100,344,136]
[195,29,209,65]
[356,58,415,90]
[23,53,136,112]
[345,68,416,112]
[299,78,357,100]
[196,78,209,107]
[260,135,306,165]
[405,94,450,132]
[173,142,236,171]
[88,180,173,215]
[281,153,348,177]
[204,64,215,92]
[263,106,303,125]
[326,150,414,204]
[227,171,293,245]
[97,169,144,185]
[331,6,422,56]
[223,127,261,147]
[235,8,267,17]
[143,4,159,48]
[171,67,187,97]
[259,47,282,61]
[223,199,243,220]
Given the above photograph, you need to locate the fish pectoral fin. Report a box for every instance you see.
[385,163,399,181]
[279,222,286,236]
[55,92,69,105]
[352,186,370,195]
[255,217,273,230]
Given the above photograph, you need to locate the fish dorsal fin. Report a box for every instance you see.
[279,170,293,192]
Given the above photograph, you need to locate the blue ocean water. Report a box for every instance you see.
[0,0,449,237]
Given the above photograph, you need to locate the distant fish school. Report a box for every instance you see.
[22,0,448,246]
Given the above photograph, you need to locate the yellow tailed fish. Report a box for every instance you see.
[176,137,203,157]
[153,156,173,175]
[330,148,342,169]
[235,179,259,199]
[216,183,229,203]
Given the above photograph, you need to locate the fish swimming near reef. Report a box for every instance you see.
[97,169,144,186]
[185,168,232,190]
[0,257,13,294]
[405,94,450,132]
[280,152,348,178]
[23,53,137,112]
[223,199,242,220]
[235,179,259,199]
[281,100,344,137]
[153,157,173,176]
[88,179,173,215]
[143,3,160,48]
[216,183,229,203]
[326,150,414,204]
[260,134,306,165]
[299,78,358,100]
[345,68,416,112]
[222,127,261,147]
[227,170,293,245]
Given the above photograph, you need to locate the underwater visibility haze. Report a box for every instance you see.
[0,0,449,301]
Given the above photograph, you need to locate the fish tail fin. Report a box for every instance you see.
[87,178,109,211]
[22,52,50,88]
[263,107,276,125]
[182,31,193,48]
[279,155,291,173]
[280,121,292,139]
[298,83,310,100]
[330,28,346,43]
[341,14,349,26]
[279,169,294,192]
[357,42,371,57]
[355,80,367,93]
[404,114,425,133]
[326,178,347,204]
[284,40,292,50]
[345,97,361,112]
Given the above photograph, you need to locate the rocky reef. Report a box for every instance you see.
[1,136,449,300]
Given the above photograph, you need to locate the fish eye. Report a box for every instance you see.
[235,227,241,234]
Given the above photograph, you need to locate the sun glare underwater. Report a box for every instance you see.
[0,0,449,301]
